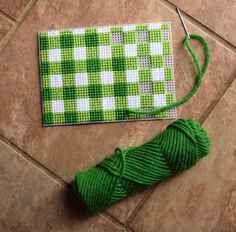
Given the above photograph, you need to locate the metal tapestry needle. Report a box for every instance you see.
[176,7,190,38]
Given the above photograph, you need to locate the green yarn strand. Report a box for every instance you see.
[126,34,211,115]
[74,118,211,212]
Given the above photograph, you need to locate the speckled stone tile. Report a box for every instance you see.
[0,140,121,232]
[168,0,236,46]
[130,80,236,232]
[0,0,236,224]
[0,0,31,20]
[0,15,13,42]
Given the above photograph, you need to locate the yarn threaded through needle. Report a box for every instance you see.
[74,119,211,212]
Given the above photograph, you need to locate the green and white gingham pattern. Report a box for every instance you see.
[39,22,176,125]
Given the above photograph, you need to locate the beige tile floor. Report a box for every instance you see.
[0,0,235,231]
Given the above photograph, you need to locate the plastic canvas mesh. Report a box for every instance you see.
[38,22,177,125]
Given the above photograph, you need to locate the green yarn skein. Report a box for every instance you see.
[74,119,211,212]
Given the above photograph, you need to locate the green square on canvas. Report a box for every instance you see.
[149,29,162,43]
[99,33,111,45]
[60,31,74,48]
[112,45,125,57]
[87,59,101,73]
[141,95,153,108]
[137,43,150,56]
[74,35,85,47]
[124,31,136,44]
[85,33,99,47]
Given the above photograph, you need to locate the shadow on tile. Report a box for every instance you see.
[64,181,92,218]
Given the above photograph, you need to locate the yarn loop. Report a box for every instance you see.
[74,119,211,212]
[126,34,211,115]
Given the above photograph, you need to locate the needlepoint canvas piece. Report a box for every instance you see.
[38,22,177,125]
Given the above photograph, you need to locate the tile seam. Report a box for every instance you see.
[0,9,17,24]
[0,135,127,229]
[0,0,38,54]
[1,72,234,230]
[199,70,236,124]
[0,135,69,190]
[159,0,236,53]
[98,212,126,231]
[126,71,235,227]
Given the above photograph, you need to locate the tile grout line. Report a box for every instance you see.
[125,0,236,224]
[0,9,17,24]
[0,0,38,54]
[2,1,133,229]
[0,70,234,232]
[0,24,18,53]
[159,0,236,53]
[17,0,38,23]
[0,135,127,229]
[199,70,236,124]
[126,71,236,227]
[98,212,127,231]
[0,135,69,190]
[0,0,234,55]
